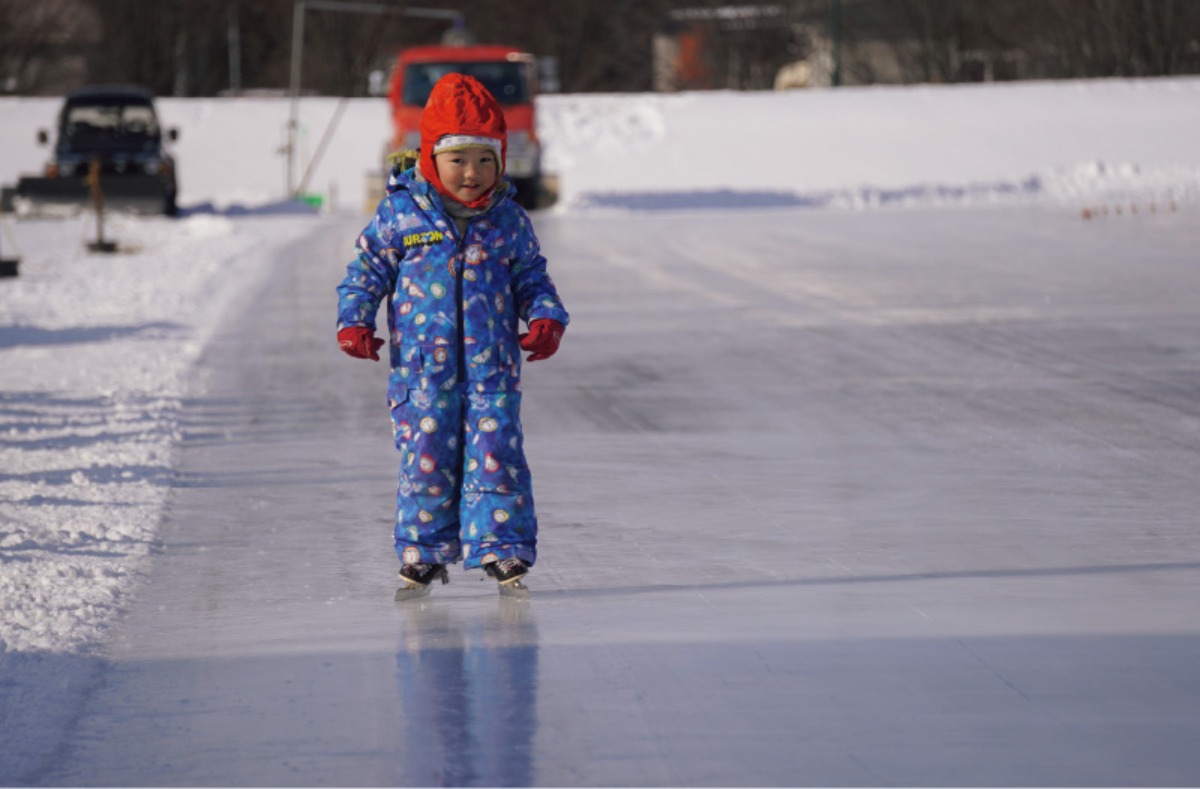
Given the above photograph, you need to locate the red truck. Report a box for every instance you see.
[387,44,543,208]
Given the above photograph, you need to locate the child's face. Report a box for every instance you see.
[434,147,499,203]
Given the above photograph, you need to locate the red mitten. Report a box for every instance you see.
[338,326,385,361]
[518,319,564,362]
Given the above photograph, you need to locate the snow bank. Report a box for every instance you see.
[0,212,317,654]
[541,77,1200,211]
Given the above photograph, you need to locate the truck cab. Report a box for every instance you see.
[388,45,541,208]
[18,85,179,217]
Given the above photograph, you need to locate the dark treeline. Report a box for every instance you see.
[2,0,1198,96]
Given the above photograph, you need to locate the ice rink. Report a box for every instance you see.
[32,202,1200,786]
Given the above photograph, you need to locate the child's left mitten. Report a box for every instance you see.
[518,319,564,362]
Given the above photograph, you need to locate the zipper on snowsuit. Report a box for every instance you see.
[453,226,468,384]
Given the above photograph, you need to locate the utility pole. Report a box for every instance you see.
[228,3,243,95]
[173,0,189,97]
[830,0,842,87]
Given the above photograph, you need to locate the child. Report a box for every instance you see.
[336,73,568,598]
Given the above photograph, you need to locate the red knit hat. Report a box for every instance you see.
[419,73,507,208]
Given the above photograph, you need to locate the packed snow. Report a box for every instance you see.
[1,76,1199,782]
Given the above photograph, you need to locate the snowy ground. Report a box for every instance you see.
[2,77,1200,784]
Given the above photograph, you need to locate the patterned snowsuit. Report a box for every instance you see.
[336,168,569,569]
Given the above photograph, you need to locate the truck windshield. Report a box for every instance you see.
[63,102,160,143]
[402,61,529,107]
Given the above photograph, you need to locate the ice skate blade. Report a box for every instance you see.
[394,583,433,602]
[498,579,530,599]
[395,565,448,600]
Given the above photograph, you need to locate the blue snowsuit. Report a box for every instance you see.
[336,168,568,569]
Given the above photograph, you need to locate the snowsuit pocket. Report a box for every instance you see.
[466,342,520,391]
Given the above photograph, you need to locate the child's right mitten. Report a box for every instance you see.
[337,326,385,361]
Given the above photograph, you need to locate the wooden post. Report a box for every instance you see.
[85,158,117,254]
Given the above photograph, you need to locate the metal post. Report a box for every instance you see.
[0,215,20,277]
[287,0,306,197]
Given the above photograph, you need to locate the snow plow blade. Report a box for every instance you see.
[13,175,174,217]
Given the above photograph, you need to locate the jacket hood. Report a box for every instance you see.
[418,73,507,210]
[385,150,420,195]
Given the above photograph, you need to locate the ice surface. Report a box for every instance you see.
[22,205,1200,786]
